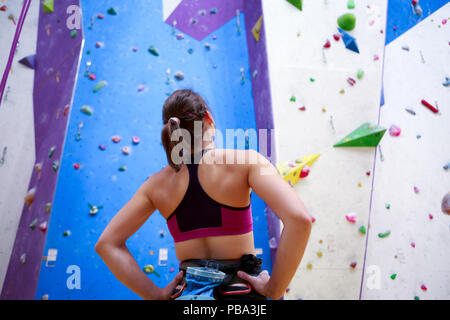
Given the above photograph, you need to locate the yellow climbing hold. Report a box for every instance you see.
[277,153,320,186]
[252,16,263,41]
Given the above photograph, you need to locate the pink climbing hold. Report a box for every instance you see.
[428,213,433,220]
[414,186,420,194]
[97,13,104,19]
[311,216,316,223]
[443,19,447,25]
[122,146,130,155]
[300,165,310,178]
[137,84,145,92]
[345,212,357,223]
[132,136,140,144]
[421,284,427,291]
[112,135,121,143]
[99,144,106,151]
[373,54,380,61]
[323,40,331,48]
[389,125,401,137]
[411,242,416,248]
[88,73,96,80]
[347,77,356,86]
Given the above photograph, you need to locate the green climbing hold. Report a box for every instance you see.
[337,13,356,31]
[143,264,160,277]
[48,146,56,158]
[358,225,366,235]
[63,230,71,237]
[378,230,391,238]
[93,80,107,93]
[333,123,386,147]
[148,46,159,56]
[347,0,355,9]
[286,0,302,11]
[42,0,54,13]
[390,274,397,280]
[81,105,93,116]
[118,165,127,172]
[357,69,364,79]
[30,218,38,230]
[45,202,52,213]
[290,96,296,102]
[107,7,117,15]
[414,296,420,300]
[70,29,77,38]
[52,160,59,172]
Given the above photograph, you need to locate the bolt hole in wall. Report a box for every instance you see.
[34,1,272,299]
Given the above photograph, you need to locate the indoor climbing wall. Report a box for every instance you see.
[34,0,273,299]
[262,0,388,299]
[362,1,450,300]
[0,0,39,292]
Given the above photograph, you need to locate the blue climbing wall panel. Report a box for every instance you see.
[386,0,449,44]
[35,1,271,299]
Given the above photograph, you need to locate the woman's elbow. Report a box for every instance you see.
[289,211,312,230]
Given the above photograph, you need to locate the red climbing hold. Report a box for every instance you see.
[98,13,104,19]
[350,262,357,269]
[0,6,7,11]
[421,99,439,113]
[88,73,96,80]
[73,163,80,170]
[421,284,427,291]
[311,216,316,223]
[333,33,340,41]
[428,213,433,220]
[323,40,331,48]
[299,106,306,111]
[411,242,416,248]
[39,221,48,232]
[366,171,371,176]
[112,135,121,143]
[300,165,310,178]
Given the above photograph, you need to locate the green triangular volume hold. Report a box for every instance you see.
[42,0,54,13]
[286,0,302,11]
[333,122,386,147]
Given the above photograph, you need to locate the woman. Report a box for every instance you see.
[95,89,312,300]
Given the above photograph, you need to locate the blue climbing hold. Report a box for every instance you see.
[338,28,359,54]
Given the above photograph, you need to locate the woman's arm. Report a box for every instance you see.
[94,180,183,299]
[240,151,312,300]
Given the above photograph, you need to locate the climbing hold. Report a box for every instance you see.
[148,46,159,56]
[390,274,397,280]
[143,264,160,277]
[24,187,36,207]
[30,218,38,230]
[428,213,433,220]
[337,28,359,53]
[45,203,52,213]
[132,136,140,145]
[349,262,357,269]
[405,108,416,115]
[441,193,450,215]
[20,253,26,264]
[378,230,391,238]
[388,125,401,137]
[252,16,263,41]
[421,99,439,113]
[137,84,145,92]
[88,204,103,215]
[0,5,6,11]
[174,71,184,81]
[88,73,96,80]
[366,171,371,176]
[414,296,420,300]
[347,77,356,86]
[204,43,212,51]
[159,230,165,237]
[41,294,49,300]
[385,204,391,210]
[337,13,356,31]
[93,80,107,93]
[334,123,386,147]
[290,96,296,102]
[356,69,364,79]
[401,45,410,51]
[42,0,54,13]
[300,165,310,178]
[345,212,357,223]
[176,33,184,40]
[420,284,427,291]
[299,106,306,111]
[95,41,104,48]
[210,8,217,14]
[73,163,80,170]
[323,40,331,48]
[277,153,320,186]
[411,242,416,248]
[48,146,56,158]
[118,165,127,172]
[414,186,419,194]
[306,263,312,270]
[373,54,380,61]
[316,251,323,258]
[63,230,71,237]
[269,237,278,249]
[107,7,117,15]
[52,160,59,172]
[97,13,104,19]
[442,77,450,87]
[412,1,422,16]
[347,0,355,9]
[39,221,48,232]
[333,33,341,41]
[80,105,93,116]
[359,226,366,235]
[112,135,121,143]
[187,48,194,54]
[99,144,106,151]
[122,146,130,155]
[70,30,77,38]
[18,54,36,69]
[286,0,302,11]
[311,216,316,223]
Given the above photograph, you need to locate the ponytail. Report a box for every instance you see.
[161,117,182,171]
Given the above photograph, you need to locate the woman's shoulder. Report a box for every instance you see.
[204,148,264,166]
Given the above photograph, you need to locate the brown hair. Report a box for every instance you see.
[161,89,211,171]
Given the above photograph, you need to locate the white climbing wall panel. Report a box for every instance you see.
[262,0,387,299]
[362,3,450,300]
[0,0,39,291]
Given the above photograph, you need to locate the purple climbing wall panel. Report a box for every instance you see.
[1,0,83,299]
